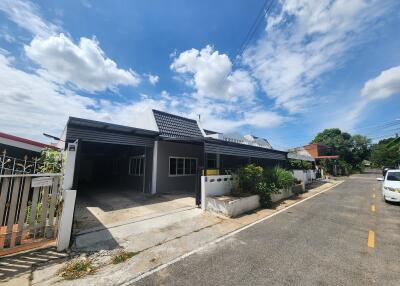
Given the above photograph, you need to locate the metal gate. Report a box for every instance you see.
[0,173,62,255]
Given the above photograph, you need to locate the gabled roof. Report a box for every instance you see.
[152,110,203,138]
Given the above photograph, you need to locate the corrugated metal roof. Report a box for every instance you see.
[152,110,203,138]
[163,136,287,160]
[68,117,159,136]
[66,117,158,147]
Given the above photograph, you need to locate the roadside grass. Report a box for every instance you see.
[111,250,137,264]
[58,258,93,280]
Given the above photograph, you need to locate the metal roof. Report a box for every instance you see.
[67,117,159,137]
[163,136,287,160]
[152,110,203,138]
[287,152,315,162]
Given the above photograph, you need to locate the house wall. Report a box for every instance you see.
[0,143,40,160]
[303,143,331,158]
[77,142,153,193]
[154,141,204,194]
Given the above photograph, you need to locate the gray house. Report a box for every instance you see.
[62,110,287,203]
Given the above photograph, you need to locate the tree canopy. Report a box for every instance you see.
[311,128,371,173]
[369,137,400,167]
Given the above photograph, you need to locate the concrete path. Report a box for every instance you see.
[134,173,400,286]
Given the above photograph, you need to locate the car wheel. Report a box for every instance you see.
[384,196,389,203]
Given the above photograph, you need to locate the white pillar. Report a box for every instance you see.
[57,189,76,251]
[201,176,206,211]
[63,142,77,190]
[151,141,159,194]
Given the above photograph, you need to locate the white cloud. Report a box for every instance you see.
[243,0,392,113]
[0,1,285,142]
[169,45,286,132]
[0,0,59,37]
[25,34,140,92]
[0,53,157,141]
[362,65,400,100]
[171,45,256,102]
[145,73,159,85]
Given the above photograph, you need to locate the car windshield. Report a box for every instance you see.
[387,172,400,181]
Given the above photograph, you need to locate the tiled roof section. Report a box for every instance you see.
[152,110,204,138]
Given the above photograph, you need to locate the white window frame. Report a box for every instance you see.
[169,156,198,177]
[129,155,145,176]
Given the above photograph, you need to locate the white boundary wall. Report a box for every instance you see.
[293,170,316,185]
[201,175,236,210]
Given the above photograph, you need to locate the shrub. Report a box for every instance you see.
[38,148,62,173]
[236,164,264,194]
[235,165,292,207]
[289,160,312,170]
[264,167,295,190]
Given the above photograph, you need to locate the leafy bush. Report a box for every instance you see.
[38,148,62,173]
[235,165,294,207]
[289,159,312,170]
[236,164,264,194]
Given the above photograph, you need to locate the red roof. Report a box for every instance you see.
[0,132,53,149]
[315,155,339,159]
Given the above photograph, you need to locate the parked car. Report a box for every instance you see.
[382,166,395,177]
[377,169,400,203]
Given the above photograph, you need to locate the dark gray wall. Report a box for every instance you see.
[77,142,153,194]
[155,141,203,194]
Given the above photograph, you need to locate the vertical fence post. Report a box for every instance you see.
[57,189,76,251]
[63,142,77,190]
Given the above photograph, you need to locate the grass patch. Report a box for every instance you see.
[58,259,93,280]
[111,250,137,264]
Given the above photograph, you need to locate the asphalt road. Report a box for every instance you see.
[134,172,400,286]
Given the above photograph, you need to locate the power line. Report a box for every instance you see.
[352,119,400,132]
[233,0,277,66]
[370,133,399,141]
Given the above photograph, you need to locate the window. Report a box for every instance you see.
[387,172,400,181]
[129,156,144,176]
[169,157,197,176]
[207,159,217,169]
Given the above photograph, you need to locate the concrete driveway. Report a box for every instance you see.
[135,172,400,286]
[74,189,195,234]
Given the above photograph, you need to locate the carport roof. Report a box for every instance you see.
[67,117,160,137]
[163,136,288,160]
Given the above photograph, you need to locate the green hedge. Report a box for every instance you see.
[235,164,295,207]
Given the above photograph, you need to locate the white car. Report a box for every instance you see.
[378,169,400,203]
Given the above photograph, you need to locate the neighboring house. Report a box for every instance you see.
[290,143,340,176]
[61,110,288,201]
[0,131,52,160]
[0,132,54,175]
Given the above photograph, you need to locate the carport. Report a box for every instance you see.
[64,117,162,233]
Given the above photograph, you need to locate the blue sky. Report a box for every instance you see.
[0,0,399,149]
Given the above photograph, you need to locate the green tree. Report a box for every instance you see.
[370,137,400,167]
[311,128,371,173]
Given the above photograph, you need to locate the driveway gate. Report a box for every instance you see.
[0,173,62,255]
